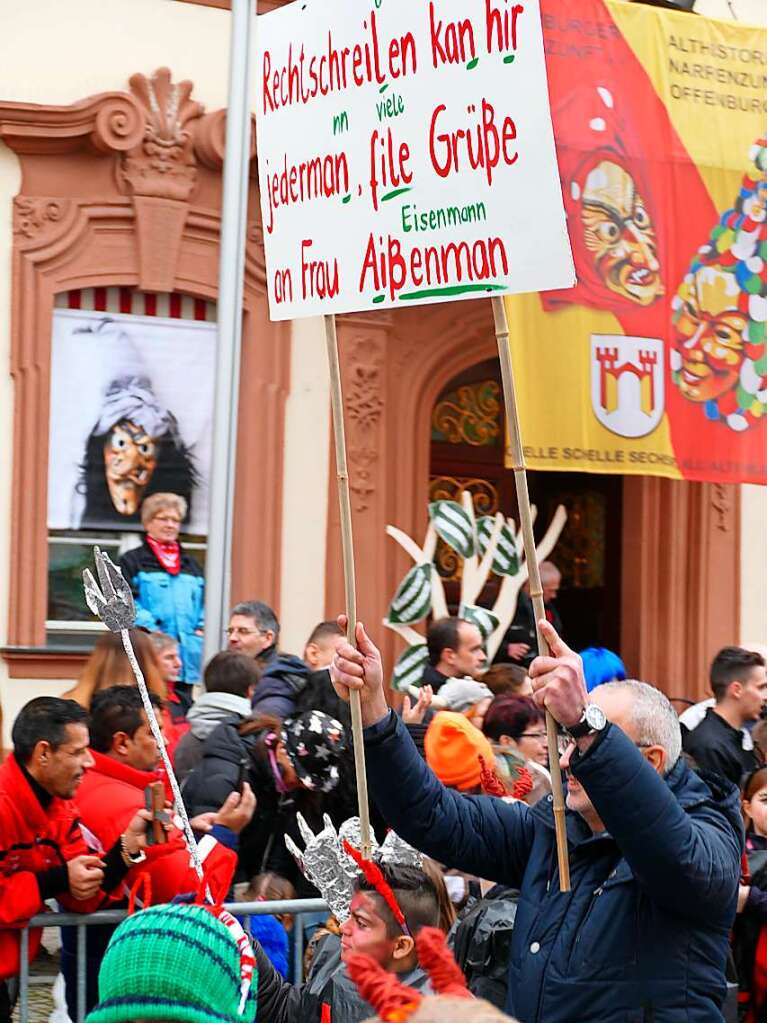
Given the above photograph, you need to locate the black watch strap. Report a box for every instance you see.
[566,712,592,740]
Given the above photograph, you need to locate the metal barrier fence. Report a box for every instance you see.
[16,898,329,1023]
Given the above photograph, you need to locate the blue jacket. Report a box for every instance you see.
[119,541,204,683]
[364,712,743,1023]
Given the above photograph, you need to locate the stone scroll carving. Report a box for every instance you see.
[0,67,259,290]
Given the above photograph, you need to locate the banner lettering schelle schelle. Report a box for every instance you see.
[507,0,767,485]
[255,0,574,319]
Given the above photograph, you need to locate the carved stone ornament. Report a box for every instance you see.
[119,70,203,202]
[349,445,378,512]
[346,341,384,433]
[12,197,70,240]
[711,482,732,533]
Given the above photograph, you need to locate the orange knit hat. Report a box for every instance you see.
[424,712,495,791]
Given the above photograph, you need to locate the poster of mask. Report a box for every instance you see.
[47,310,216,534]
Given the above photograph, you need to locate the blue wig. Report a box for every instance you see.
[580,647,627,693]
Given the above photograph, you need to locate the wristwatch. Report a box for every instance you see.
[566,704,607,740]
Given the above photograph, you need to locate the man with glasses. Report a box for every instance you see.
[226,600,280,664]
[331,617,742,1023]
[226,601,309,718]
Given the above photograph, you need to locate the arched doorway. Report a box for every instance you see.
[429,360,623,653]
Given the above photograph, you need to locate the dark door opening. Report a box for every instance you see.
[429,359,623,654]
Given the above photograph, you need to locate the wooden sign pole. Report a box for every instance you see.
[324,312,373,859]
[492,296,571,892]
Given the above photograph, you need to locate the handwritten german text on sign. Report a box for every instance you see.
[256,0,575,320]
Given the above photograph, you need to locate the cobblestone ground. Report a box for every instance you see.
[13,929,62,1023]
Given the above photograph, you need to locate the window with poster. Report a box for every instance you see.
[46,288,216,642]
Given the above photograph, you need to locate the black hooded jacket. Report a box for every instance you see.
[182,720,343,895]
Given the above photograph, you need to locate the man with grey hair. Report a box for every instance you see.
[331,618,742,1023]
[226,600,281,666]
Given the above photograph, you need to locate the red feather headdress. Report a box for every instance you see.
[415,928,471,998]
[345,953,422,1022]
[345,928,472,1020]
[343,839,410,936]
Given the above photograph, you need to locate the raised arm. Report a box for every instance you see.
[528,619,742,926]
[331,618,535,884]
[571,724,741,924]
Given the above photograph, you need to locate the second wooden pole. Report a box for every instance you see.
[324,313,373,859]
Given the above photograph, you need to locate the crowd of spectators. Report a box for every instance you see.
[1,534,766,1023]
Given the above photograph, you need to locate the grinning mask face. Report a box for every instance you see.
[674,266,747,404]
[581,160,663,307]
[103,418,158,515]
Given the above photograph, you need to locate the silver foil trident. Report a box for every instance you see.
[83,546,206,887]
[83,546,136,631]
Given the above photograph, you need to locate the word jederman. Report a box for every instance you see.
[264,150,349,235]
[262,12,416,113]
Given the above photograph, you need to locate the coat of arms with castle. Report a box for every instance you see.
[590,335,664,438]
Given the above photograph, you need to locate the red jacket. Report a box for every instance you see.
[75,751,237,904]
[0,755,112,978]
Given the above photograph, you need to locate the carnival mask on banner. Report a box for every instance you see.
[69,318,198,529]
[672,133,767,432]
[673,267,747,406]
[543,83,664,314]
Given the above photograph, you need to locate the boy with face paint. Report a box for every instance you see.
[253,863,442,1023]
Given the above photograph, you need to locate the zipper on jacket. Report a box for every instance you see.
[565,884,603,971]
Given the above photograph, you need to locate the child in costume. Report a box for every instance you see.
[348,926,519,1023]
[252,817,445,1023]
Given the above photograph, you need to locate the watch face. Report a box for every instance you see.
[585,704,607,731]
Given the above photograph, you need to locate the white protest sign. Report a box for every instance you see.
[256,0,574,321]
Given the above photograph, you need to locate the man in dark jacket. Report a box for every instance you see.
[227,600,281,667]
[226,600,310,718]
[421,617,486,692]
[682,646,767,786]
[331,617,743,1023]
[253,864,439,1023]
[175,651,260,783]
[495,561,563,667]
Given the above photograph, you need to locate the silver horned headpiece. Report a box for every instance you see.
[285,815,423,922]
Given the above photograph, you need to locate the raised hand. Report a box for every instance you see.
[329,615,389,727]
[402,684,433,725]
[83,547,135,632]
[528,620,588,729]
[214,784,256,835]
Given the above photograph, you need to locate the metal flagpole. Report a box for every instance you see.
[204,0,256,671]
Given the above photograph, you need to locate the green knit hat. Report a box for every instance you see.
[85,904,257,1023]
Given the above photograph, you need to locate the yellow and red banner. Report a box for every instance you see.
[508,0,767,483]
